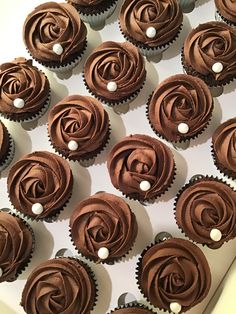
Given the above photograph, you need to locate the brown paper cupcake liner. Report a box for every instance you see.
[0,131,15,172]
[108,303,156,314]
[215,10,236,28]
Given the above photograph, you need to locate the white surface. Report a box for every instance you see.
[0,1,236,314]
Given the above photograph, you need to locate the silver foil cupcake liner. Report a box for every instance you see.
[215,10,236,28]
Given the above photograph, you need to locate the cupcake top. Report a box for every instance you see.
[137,238,211,313]
[0,120,10,164]
[175,176,236,249]
[212,117,236,179]
[21,257,97,314]
[0,211,34,282]
[183,21,236,86]
[215,0,236,25]
[48,95,110,161]
[70,192,138,263]
[148,74,213,142]
[107,134,175,201]
[0,58,50,120]
[84,41,146,104]
[7,151,73,220]
[23,2,87,66]
[108,304,154,313]
[119,0,183,48]
[69,0,104,6]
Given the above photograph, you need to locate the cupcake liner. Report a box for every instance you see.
[0,132,15,172]
[215,10,236,28]
[108,302,156,314]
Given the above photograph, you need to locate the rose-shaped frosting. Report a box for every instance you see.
[48,95,110,160]
[7,151,73,219]
[148,74,213,142]
[175,177,236,248]
[0,121,10,164]
[212,117,236,179]
[215,0,236,24]
[23,2,87,65]
[137,238,211,312]
[183,21,236,86]
[70,192,138,263]
[0,212,33,282]
[21,258,96,314]
[84,41,146,103]
[110,306,154,314]
[119,0,183,47]
[0,58,50,119]
[107,134,175,201]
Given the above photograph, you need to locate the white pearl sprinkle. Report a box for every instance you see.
[139,180,151,191]
[0,268,3,277]
[178,123,189,134]
[13,98,25,109]
[210,228,222,242]
[53,43,64,55]
[32,203,44,215]
[98,247,109,260]
[170,302,182,313]
[68,140,78,151]
[146,26,156,39]
[212,62,223,74]
[107,81,117,92]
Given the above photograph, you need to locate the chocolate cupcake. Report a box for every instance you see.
[108,303,155,314]
[0,211,34,282]
[136,238,211,313]
[175,176,236,249]
[107,134,175,201]
[215,0,236,27]
[212,117,236,179]
[182,21,236,87]
[147,74,213,142]
[119,0,183,57]
[83,41,146,106]
[0,58,50,122]
[0,120,15,172]
[23,2,87,72]
[70,192,138,264]
[7,151,73,221]
[21,257,97,314]
[48,95,110,161]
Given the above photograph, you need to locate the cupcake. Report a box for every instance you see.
[70,192,138,264]
[48,95,110,161]
[83,41,146,106]
[0,211,34,282]
[178,0,196,13]
[147,74,213,142]
[136,238,211,313]
[212,117,236,179]
[21,257,97,314]
[23,2,87,72]
[175,176,236,249]
[107,134,175,201]
[7,151,73,221]
[215,0,236,28]
[0,120,15,172]
[108,303,155,313]
[119,0,183,57]
[182,21,236,87]
[0,58,50,122]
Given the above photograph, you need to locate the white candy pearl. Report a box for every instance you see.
[98,247,109,260]
[170,302,182,313]
[53,43,64,55]
[68,140,78,151]
[146,26,156,38]
[212,62,223,73]
[13,98,25,109]
[178,123,189,134]
[107,81,117,92]
[0,268,3,277]
[32,203,44,215]
[139,180,151,191]
[210,228,222,242]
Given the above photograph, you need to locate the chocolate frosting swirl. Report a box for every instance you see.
[0,212,33,282]
[110,306,154,314]
[0,58,50,119]
[0,121,10,164]
[107,134,175,201]
[7,151,73,219]
[183,21,236,86]
[69,0,104,6]
[48,95,110,160]
[138,238,211,312]
[215,0,236,24]
[119,0,183,47]
[212,117,236,179]
[23,2,87,65]
[84,41,146,103]
[175,177,236,248]
[70,192,138,263]
[148,74,213,142]
[21,257,96,314]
